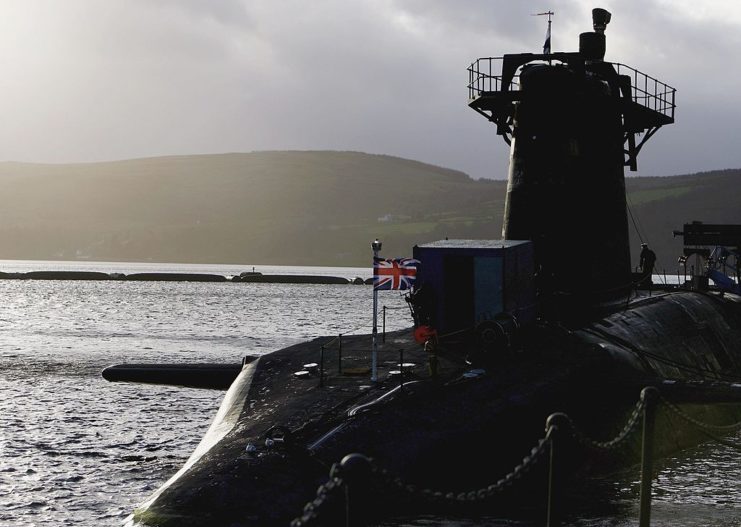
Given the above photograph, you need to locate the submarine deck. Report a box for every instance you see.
[132,290,741,526]
[133,324,596,526]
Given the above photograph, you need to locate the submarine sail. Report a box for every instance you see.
[468,8,675,315]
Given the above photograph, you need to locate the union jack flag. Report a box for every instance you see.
[373,257,420,291]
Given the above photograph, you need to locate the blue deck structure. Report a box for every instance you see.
[413,239,535,334]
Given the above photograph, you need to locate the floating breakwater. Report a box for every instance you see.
[236,273,350,284]
[0,269,365,284]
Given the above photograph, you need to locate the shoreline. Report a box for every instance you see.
[0,269,373,284]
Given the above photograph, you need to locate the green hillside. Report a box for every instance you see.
[0,151,738,268]
[625,169,741,274]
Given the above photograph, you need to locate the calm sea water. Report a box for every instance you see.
[0,260,739,527]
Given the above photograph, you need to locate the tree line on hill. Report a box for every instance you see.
[0,152,739,270]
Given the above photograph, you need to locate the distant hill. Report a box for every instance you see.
[0,151,739,269]
[625,169,741,275]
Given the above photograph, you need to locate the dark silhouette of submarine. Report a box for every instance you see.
[110,8,741,526]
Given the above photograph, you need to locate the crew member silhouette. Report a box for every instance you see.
[639,243,657,285]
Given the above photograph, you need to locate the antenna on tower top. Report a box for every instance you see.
[532,10,554,54]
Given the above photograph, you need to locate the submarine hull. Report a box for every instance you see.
[129,290,741,526]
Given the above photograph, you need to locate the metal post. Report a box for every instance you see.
[545,413,567,527]
[398,349,404,388]
[426,340,438,378]
[338,334,343,374]
[547,436,556,527]
[639,387,658,527]
[372,286,378,382]
[382,306,386,343]
[371,240,381,383]
[339,453,372,527]
[319,345,325,388]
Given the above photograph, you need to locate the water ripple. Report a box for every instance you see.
[0,267,410,526]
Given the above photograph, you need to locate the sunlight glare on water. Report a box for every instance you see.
[0,262,410,527]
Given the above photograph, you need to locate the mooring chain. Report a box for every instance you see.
[658,393,741,433]
[657,394,741,452]
[290,395,645,523]
[290,432,553,526]
[289,467,346,527]
[373,428,554,504]
[289,387,741,525]
[555,397,646,452]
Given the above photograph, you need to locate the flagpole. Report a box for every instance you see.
[533,10,554,59]
[546,14,552,64]
[371,238,382,382]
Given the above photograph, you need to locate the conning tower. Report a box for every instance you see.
[468,8,675,315]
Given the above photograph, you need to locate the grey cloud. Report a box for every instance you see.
[0,0,740,179]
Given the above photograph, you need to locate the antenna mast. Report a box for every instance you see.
[532,11,554,55]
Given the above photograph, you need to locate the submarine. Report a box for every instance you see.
[111,8,741,527]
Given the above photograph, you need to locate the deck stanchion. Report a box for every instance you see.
[320,345,325,388]
[639,387,658,527]
[399,349,404,388]
[371,239,381,382]
[382,306,386,343]
[338,334,343,374]
[545,413,568,527]
[339,454,372,527]
[547,435,556,527]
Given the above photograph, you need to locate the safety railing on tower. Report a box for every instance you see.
[467,57,675,124]
[467,57,516,100]
[613,62,676,122]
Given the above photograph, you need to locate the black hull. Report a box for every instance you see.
[128,289,741,526]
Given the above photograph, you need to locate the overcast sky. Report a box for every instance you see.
[0,0,739,180]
